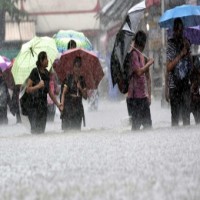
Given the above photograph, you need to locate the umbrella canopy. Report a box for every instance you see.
[53,48,104,90]
[167,25,200,45]
[53,30,93,53]
[111,0,146,87]
[0,56,11,72]
[12,36,59,85]
[159,4,200,29]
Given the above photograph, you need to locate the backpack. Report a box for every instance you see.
[117,51,132,94]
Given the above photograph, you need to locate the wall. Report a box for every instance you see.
[22,0,100,34]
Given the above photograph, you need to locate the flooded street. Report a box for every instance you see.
[0,99,200,200]
[1,1,200,199]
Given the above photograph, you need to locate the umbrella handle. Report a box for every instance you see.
[36,67,44,95]
[132,46,149,60]
[30,47,34,57]
[36,67,42,81]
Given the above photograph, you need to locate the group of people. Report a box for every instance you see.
[0,66,59,127]
[126,17,200,130]
[0,39,94,134]
[165,18,200,126]
[23,50,87,134]
[1,17,200,133]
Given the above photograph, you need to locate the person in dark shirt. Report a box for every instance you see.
[26,51,61,134]
[0,69,11,125]
[60,40,77,102]
[60,56,87,131]
[190,55,200,124]
[166,18,192,126]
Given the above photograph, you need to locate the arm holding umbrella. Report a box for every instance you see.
[132,56,154,76]
[77,80,87,99]
[130,44,149,60]
[167,43,189,72]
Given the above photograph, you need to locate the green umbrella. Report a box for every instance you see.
[53,30,93,53]
[12,36,59,85]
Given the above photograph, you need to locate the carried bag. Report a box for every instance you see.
[20,68,42,116]
[20,77,34,116]
[20,91,32,116]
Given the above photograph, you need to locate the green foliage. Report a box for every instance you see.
[0,0,27,21]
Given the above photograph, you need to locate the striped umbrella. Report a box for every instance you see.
[53,30,93,53]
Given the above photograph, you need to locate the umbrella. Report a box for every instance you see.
[0,56,11,72]
[53,30,93,53]
[12,36,59,85]
[53,48,104,90]
[159,4,200,29]
[167,25,200,45]
[111,0,146,87]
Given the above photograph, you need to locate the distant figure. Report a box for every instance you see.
[166,18,192,126]
[47,70,59,121]
[0,69,11,125]
[190,55,200,124]
[88,89,99,111]
[60,56,87,131]
[60,40,77,102]
[26,51,61,134]
[127,30,154,130]
[67,39,77,50]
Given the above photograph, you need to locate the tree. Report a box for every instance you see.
[0,0,26,44]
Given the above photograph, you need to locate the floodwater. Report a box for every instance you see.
[0,98,200,200]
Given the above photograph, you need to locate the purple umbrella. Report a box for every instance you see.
[0,56,11,72]
[167,25,200,45]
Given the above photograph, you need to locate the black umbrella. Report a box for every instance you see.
[111,0,146,88]
[111,29,134,86]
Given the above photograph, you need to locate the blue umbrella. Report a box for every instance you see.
[159,4,200,29]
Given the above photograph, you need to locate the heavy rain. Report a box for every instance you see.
[0,0,200,199]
